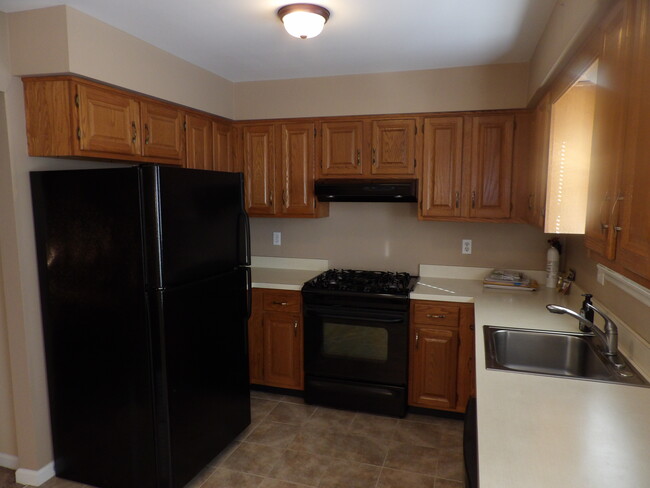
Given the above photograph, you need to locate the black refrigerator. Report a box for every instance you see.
[30,165,252,488]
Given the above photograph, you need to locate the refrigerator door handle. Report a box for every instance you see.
[238,211,251,266]
[245,266,252,320]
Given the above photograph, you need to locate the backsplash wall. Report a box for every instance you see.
[250,203,548,275]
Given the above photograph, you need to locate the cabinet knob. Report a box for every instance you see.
[471,191,476,209]
[272,301,288,306]
[144,123,150,144]
[455,191,460,209]
[131,122,137,144]
[294,320,298,336]
[415,331,419,348]
[372,147,377,166]
[356,149,361,166]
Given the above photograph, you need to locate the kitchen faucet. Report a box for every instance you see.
[546,302,619,357]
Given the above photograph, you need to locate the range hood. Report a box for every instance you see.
[314,179,418,202]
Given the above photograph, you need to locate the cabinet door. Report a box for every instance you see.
[76,83,140,156]
[585,1,631,260]
[421,117,464,218]
[263,312,302,389]
[213,121,234,172]
[527,93,551,228]
[409,326,458,409]
[278,122,317,216]
[243,125,276,215]
[370,119,416,175]
[185,114,213,170]
[616,0,650,279]
[321,121,364,176]
[248,290,264,384]
[141,101,184,161]
[468,115,514,219]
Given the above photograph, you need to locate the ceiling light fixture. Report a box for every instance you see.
[277,4,330,39]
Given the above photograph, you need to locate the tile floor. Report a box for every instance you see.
[2,390,465,488]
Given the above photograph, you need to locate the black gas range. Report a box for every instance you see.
[302,269,418,417]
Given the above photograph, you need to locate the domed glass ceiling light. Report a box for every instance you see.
[278,4,330,39]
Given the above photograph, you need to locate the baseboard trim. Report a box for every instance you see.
[15,462,55,486]
[0,452,18,470]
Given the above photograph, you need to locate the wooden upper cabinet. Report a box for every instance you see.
[76,83,141,156]
[141,101,184,160]
[421,117,464,218]
[321,120,364,176]
[585,2,630,260]
[213,121,235,172]
[615,0,650,280]
[185,113,213,170]
[278,122,317,216]
[370,119,416,175]
[468,115,514,219]
[243,124,276,215]
[526,93,551,228]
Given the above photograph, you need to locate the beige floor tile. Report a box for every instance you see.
[302,406,355,434]
[251,397,281,424]
[376,467,436,488]
[259,479,313,488]
[221,442,284,476]
[267,402,316,426]
[268,449,330,486]
[319,458,381,488]
[436,449,464,482]
[349,412,399,441]
[278,395,305,405]
[201,467,265,488]
[384,443,440,476]
[246,420,301,448]
[434,478,465,488]
[290,431,388,466]
[393,420,442,448]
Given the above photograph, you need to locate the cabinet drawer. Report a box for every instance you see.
[413,303,460,327]
[263,290,301,313]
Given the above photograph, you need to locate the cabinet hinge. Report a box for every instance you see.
[74,94,79,108]
[314,128,317,137]
[183,121,187,131]
[76,127,81,140]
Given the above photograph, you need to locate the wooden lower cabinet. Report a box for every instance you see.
[248,289,303,390]
[408,300,475,413]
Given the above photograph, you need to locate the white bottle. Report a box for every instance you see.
[546,244,560,288]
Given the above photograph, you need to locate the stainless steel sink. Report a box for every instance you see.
[484,326,649,386]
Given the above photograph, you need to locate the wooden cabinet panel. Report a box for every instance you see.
[76,83,140,156]
[409,326,459,410]
[185,113,213,170]
[213,121,234,172]
[263,312,303,389]
[321,121,364,176]
[585,2,630,259]
[141,101,184,160]
[616,0,650,279]
[248,289,264,384]
[526,94,551,228]
[279,122,317,216]
[243,125,276,215]
[371,119,416,175]
[421,117,464,218]
[263,290,301,313]
[413,303,460,327]
[469,115,514,219]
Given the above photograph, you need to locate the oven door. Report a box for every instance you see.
[303,304,408,386]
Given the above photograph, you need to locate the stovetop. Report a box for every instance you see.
[302,269,417,296]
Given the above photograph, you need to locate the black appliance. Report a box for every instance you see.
[302,269,417,417]
[314,179,418,202]
[464,397,479,487]
[30,165,251,488]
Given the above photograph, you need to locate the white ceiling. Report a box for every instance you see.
[0,0,557,83]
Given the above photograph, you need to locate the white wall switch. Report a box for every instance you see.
[462,239,472,255]
[273,231,282,246]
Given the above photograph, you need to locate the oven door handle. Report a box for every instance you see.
[304,306,405,324]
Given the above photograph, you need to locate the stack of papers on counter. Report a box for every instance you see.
[483,269,538,291]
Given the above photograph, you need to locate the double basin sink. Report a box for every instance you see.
[484,326,649,386]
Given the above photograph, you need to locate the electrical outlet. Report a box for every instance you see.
[273,231,282,246]
[462,239,472,255]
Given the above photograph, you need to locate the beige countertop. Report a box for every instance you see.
[250,256,327,290]
[413,272,650,488]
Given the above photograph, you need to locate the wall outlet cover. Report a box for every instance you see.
[462,239,472,254]
[273,232,282,246]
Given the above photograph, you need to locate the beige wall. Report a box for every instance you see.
[565,239,650,344]
[527,0,610,102]
[251,204,548,274]
[235,63,529,119]
[9,6,235,118]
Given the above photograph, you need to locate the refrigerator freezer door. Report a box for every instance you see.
[152,268,251,488]
[141,166,249,288]
[31,169,158,488]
